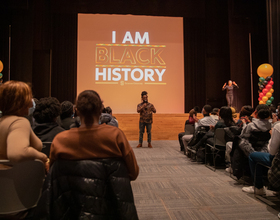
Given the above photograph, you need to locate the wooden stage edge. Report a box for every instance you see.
[114,113,202,141]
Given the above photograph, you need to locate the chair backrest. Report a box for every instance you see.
[42,142,52,157]
[0,159,45,214]
[214,128,226,147]
[184,124,195,134]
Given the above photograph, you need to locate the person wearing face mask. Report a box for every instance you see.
[0,81,47,163]
[137,91,156,148]
[222,80,239,107]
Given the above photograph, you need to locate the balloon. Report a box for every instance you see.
[266,100,272,105]
[266,84,272,90]
[263,88,268,94]
[0,61,3,73]
[266,76,272,81]
[266,92,272,98]
[259,92,264,98]
[269,80,274,86]
[270,89,274,93]
[262,96,268,102]
[258,97,261,101]
[259,77,265,82]
[259,85,264,89]
[258,89,262,94]
[0,73,2,79]
[262,80,268,86]
[258,82,262,86]
[257,63,274,78]
[270,96,274,101]
[259,101,264,104]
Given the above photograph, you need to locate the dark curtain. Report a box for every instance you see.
[0,0,269,112]
[267,0,280,106]
[51,13,77,103]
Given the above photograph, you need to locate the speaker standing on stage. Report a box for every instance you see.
[222,80,239,107]
[137,91,156,148]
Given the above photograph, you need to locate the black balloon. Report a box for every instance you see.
[258,90,262,93]
[259,85,264,89]
[262,80,268,85]
[266,76,271,81]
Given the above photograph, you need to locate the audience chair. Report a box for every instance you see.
[185,124,195,134]
[181,124,195,154]
[205,128,226,171]
[0,159,45,216]
[42,142,52,157]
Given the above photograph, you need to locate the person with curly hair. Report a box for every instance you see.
[33,97,65,142]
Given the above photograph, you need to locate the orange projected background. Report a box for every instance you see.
[77,14,184,113]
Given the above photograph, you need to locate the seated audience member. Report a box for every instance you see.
[230,104,271,179]
[58,101,75,130]
[182,105,216,152]
[235,105,254,127]
[210,108,219,121]
[0,81,47,163]
[100,106,118,127]
[230,107,238,123]
[242,122,280,195]
[188,109,198,124]
[195,105,217,128]
[225,105,254,172]
[192,106,235,151]
[33,97,65,142]
[178,108,197,151]
[35,90,139,219]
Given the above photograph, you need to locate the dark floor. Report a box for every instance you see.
[130,140,279,220]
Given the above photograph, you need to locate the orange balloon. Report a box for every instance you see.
[259,100,264,105]
[0,60,3,72]
[266,92,272,98]
[262,96,268,102]
[257,63,273,78]
[270,89,274,93]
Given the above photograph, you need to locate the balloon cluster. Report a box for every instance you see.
[257,63,274,106]
[258,76,274,105]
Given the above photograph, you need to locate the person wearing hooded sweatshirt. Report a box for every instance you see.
[32,97,65,142]
[240,104,271,138]
[230,104,271,179]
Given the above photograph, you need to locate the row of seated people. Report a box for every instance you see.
[179,104,280,197]
[0,81,139,219]
[26,97,119,143]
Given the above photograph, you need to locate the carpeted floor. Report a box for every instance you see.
[130,140,279,220]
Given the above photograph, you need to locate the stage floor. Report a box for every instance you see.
[115,113,202,141]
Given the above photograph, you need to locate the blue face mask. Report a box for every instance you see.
[28,99,36,116]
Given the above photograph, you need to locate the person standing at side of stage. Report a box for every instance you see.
[222,80,239,107]
[137,91,156,148]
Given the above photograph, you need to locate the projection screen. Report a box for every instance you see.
[77,14,184,113]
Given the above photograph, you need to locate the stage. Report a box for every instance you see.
[114,113,204,141]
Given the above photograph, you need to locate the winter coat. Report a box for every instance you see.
[34,159,139,220]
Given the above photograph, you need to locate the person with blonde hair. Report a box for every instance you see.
[0,81,47,163]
